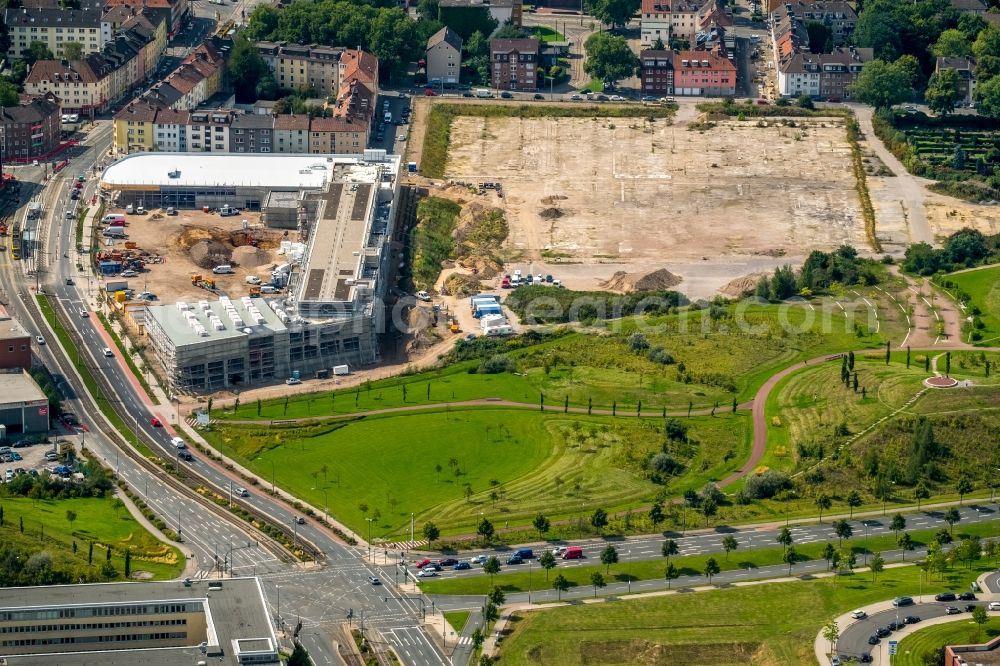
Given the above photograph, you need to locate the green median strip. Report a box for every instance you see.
[418,520,999,596]
[96,311,159,405]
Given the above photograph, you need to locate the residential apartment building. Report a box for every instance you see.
[770,0,856,46]
[113,102,158,153]
[103,0,188,37]
[188,109,234,152]
[256,41,345,97]
[670,1,703,45]
[936,56,977,106]
[672,49,736,96]
[230,114,274,153]
[0,95,61,162]
[309,117,367,153]
[639,49,675,95]
[0,307,32,371]
[273,114,310,153]
[426,26,463,86]
[640,0,671,47]
[490,38,539,91]
[152,108,189,151]
[776,46,872,99]
[4,1,111,60]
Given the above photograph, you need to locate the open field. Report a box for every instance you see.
[947,265,1000,345]
[444,116,864,298]
[419,519,1000,596]
[0,496,184,581]
[895,617,1000,666]
[201,409,748,539]
[495,565,991,666]
[444,611,471,633]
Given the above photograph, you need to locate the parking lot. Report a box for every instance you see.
[0,439,61,484]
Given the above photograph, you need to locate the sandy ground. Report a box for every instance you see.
[924,193,1000,240]
[443,116,864,299]
[102,208,284,305]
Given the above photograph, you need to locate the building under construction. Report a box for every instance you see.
[112,152,402,392]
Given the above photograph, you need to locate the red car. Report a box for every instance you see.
[150,417,162,427]
[424,88,437,97]
[414,558,432,568]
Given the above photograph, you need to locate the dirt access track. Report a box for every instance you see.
[443,115,865,298]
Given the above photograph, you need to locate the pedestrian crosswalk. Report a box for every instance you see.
[384,539,428,550]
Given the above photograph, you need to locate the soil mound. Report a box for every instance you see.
[232,245,270,268]
[600,268,681,293]
[541,195,567,205]
[719,272,768,298]
[539,207,563,219]
[189,240,231,269]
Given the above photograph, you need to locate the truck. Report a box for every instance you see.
[26,203,42,220]
[474,89,493,98]
[333,364,350,376]
[102,226,126,238]
[219,205,240,216]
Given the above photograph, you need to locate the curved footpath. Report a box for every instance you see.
[813,570,1000,666]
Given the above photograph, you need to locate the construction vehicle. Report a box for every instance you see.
[190,274,216,291]
[248,285,261,297]
[449,319,460,333]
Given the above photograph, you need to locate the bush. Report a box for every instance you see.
[627,332,649,351]
[647,346,675,364]
[796,95,814,109]
[743,470,791,499]
[650,452,681,475]
[479,354,517,374]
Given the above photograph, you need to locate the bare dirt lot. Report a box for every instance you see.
[924,193,1000,239]
[443,116,864,298]
[101,208,286,305]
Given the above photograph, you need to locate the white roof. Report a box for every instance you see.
[100,153,368,190]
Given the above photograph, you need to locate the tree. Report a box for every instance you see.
[721,535,738,561]
[783,546,798,575]
[649,501,665,528]
[805,21,831,54]
[662,538,679,559]
[590,508,609,533]
[483,601,499,624]
[898,532,915,560]
[848,59,914,110]
[600,544,619,574]
[421,522,440,542]
[890,513,906,539]
[664,561,679,588]
[945,507,961,535]
[815,494,832,523]
[124,549,132,578]
[532,513,551,540]
[471,627,485,652]
[914,482,930,510]
[227,36,268,103]
[590,571,606,597]
[703,557,720,584]
[477,517,495,542]
[975,74,1000,119]
[822,542,837,570]
[585,0,641,29]
[701,497,718,524]
[957,477,974,505]
[974,604,989,638]
[288,642,310,666]
[488,586,506,607]
[836,547,855,573]
[552,573,570,600]
[0,80,20,107]
[845,491,863,519]
[25,41,54,65]
[777,526,793,551]
[934,29,972,58]
[834,519,853,546]
[482,556,501,584]
[66,510,78,531]
[925,68,963,117]
[583,32,639,86]
[822,619,840,655]
[974,25,1000,60]
[539,550,557,580]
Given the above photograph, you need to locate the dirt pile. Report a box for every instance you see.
[539,207,563,219]
[189,240,231,269]
[453,203,508,280]
[600,268,682,293]
[441,273,481,297]
[232,245,271,268]
[540,195,567,205]
[719,273,768,298]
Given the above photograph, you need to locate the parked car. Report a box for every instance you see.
[935,592,957,602]
[860,655,873,663]
[454,561,471,570]
[964,605,978,613]
[439,558,458,567]
[500,91,513,99]
[533,94,544,100]
[867,635,879,646]
[875,627,891,638]
[989,602,1000,611]
[903,616,920,624]
[570,94,583,100]
[945,606,962,615]
[424,563,442,572]
[414,559,432,569]
[892,596,914,607]
[120,269,139,278]
[850,610,867,620]
[959,592,977,601]
[418,569,437,577]
[285,377,302,385]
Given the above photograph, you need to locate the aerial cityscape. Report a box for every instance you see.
[0,0,998,664]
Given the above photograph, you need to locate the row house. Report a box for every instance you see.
[103,0,188,38]
[672,49,736,96]
[274,114,310,153]
[771,1,856,46]
[4,1,111,61]
[490,38,539,91]
[776,46,872,99]
[230,114,274,153]
[0,95,62,162]
[640,0,671,47]
[639,49,675,96]
[188,109,234,152]
[152,108,189,151]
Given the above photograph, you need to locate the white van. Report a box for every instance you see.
[475,89,492,98]
[102,214,126,224]
[212,265,234,274]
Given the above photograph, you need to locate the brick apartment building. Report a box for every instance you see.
[640,49,675,95]
[0,307,32,371]
[0,95,61,162]
[490,38,540,91]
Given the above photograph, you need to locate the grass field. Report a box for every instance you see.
[0,496,184,580]
[947,265,1000,345]
[444,611,471,633]
[202,409,748,539]
[495,565,991,665]
[418,519,1000,596]
[409,197,461,290]
[895,617,1000,666]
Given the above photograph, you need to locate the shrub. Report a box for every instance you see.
[647,346,675,365]
[650,452,682,475]
[479,354,516,374]
[627,332,650,351]
[743,470,791,499]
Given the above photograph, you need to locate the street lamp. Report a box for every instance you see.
[527,558,532,604]
[269,460,276,495]
[627,549,632,594]
[366,517,374,559]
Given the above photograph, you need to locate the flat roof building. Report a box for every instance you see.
[0,369,49,436]
[0,306,32,371]
[0,577,278,665]
[103,152,402,391]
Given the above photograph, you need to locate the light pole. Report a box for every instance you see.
[410,512,414,547]
[527,557,532,604]
[366,517,374,559]
[627,549,632,594]
[269,460,276,495]
[863,523,869,566]
[322,488,329,523]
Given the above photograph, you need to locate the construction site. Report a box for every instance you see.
[97,152,404,392]
[441,115,866,298]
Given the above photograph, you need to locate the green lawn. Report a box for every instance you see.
[201,409,748,540]
[0,496,184,581]
[495,564,992,665]
[530,26,565,42]
[418,519,1000,596]
[444,610,471,633]
[948,265,1000,345]
[895,617,1000,666]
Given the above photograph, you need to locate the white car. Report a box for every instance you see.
[470,555,487,564]
[415,290,431,301]
[990,602,1000,611]
[417,568,437,578]
[285,377,302,385]
[570,94,582,100]
[850,609,867,620]
[120,269,139,278]
[170,437,187,449]
[79,309,89,317]
[35,336,45,345]
[102,347,114,357]
[245,275,262,285]
[552,546,568,556]
[235,486,249,497]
